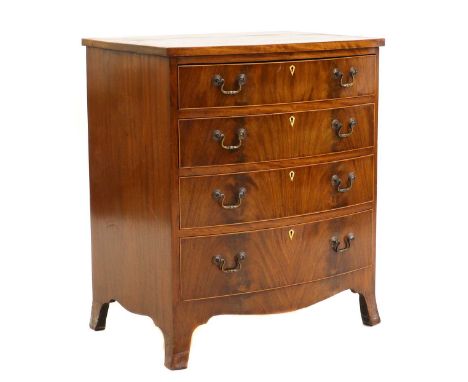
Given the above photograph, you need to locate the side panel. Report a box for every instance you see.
[86,48,173,330]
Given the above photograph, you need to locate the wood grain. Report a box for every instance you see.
[82,31,384,57]
[86,47,174,335]
[179,155,374,228]
[180,210,372,300]
[171,265,379,358]
[178,265,376,316]
[179,147,374,177]
[85,33,383,370]
[175,47,379,65]
[178,55,376,109]
[178,202,373,237]
[179,104,374,167]
[177,94,376,119]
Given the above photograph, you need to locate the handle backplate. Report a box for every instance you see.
[333,67,358,88]
[212,187,247,209]
[212,251,247,273]
[212,74,247,95]
[332,118,357,138]
[331,172,356,193]
[212,128,247,150]
[330,233,355,253]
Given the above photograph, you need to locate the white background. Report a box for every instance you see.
[1,0,467,381]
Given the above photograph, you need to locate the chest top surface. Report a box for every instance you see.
[82,31,385,57]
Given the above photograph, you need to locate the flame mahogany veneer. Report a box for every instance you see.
[83,32,384,370]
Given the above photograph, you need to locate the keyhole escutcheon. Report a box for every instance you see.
[289,65,296,76]
[289,115,295,127]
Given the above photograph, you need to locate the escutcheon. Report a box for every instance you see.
[289,64,296,76]
[289,115,295,127]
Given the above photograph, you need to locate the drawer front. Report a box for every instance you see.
[179,156,373,229]
[180,210,373,300]
[178,55,375,109]
[179,104,374,167]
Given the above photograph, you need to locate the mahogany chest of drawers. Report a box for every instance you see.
[83,32,385,370]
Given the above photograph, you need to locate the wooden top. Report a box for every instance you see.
[82,31,385,57]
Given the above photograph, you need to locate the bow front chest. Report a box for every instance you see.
[83,32,385,370]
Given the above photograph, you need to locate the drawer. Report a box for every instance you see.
[180,210,373,300]
[179,104,374,167]
[179,156,373,229]
[178,55,376,109]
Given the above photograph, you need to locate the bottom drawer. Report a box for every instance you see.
[180,210,373,300]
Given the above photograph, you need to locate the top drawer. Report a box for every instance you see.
[178,55,376,109]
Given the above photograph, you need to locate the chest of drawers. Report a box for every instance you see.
[83,32,385,370]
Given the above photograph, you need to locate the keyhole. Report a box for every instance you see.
[289,65,295,76]
[289,115,295,127]
[289,171,295,181]
[288,229,295,240]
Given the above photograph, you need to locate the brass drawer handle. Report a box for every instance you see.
[212,128,247,150]
[330,233,355,253]
[212,74,247,95]
[332,118,357,138]
[333,67,358,88]
[212,251,247,273]
[212,187,247,209]
[331,172,356,193]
